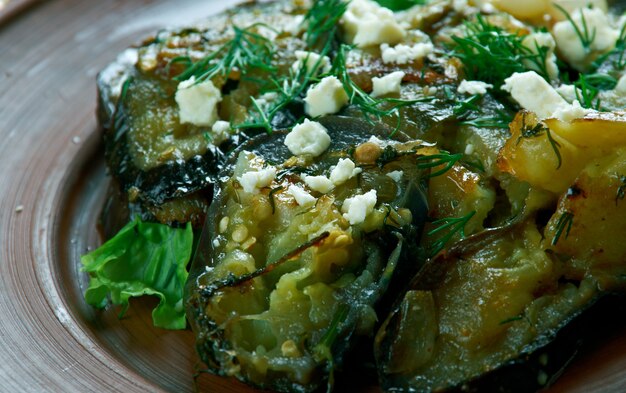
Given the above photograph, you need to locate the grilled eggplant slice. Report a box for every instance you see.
[375,206,626,392]
[96,1,311,228]
[186,117,429,392]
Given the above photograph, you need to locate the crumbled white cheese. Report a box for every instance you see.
[210,120,231,145]
[212,238,220,248]
[371,71,405,98]
[285,14,305,36]
[292,50,332,75]
[288,185,317,207]
[284,119,331,157]
[386,170,403,182]
[556,84,579,102]
[552,100,591,123]
[502,71,591,121]
[238,166,277,194]
[304,76,349,117]
[368,135,385,146]
[330,158,362,186]
[521,32,559,80]
[340,0,406,47]
[341,190,377,225]
[303,175,334,193]
[615,74,626,95]
[457,80,493,95]
[550,0,609,19]
[552,7,619,70]
[175,76,221,127]
[380,42,434,64]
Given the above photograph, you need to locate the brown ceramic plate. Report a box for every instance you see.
[1,0,626,392]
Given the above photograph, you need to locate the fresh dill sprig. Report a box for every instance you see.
[236,49,326,132]
[313,304,350,393]
[516,113,562,169]
[454,93,513,129]
[551,211,574,246]
[417,151,463,178]
[374,0,427,11]
[574,73,602,110]
[451,15,551,87]
[333,44,433,132]
[304,0,347,48]
[173,23,276,83]
[269,186,284,214]
[591,24,626,71]
[427,211,476,257]
[553,4,596,52]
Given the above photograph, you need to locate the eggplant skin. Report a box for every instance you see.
[186,118,429,393]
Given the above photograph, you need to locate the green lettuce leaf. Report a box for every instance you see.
[81,218,193,329]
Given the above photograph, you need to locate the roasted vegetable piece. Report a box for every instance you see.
[95,1,310,228]
[375,209,626,392]
[185,117,429,392]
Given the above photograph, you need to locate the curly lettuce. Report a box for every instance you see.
[81,219,193,329]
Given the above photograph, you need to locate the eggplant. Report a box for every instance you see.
[95,0,311,228]
[185,116,429,393]
[374,214,625,393]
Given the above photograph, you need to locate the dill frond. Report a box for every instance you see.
[451,15,551,87]
[551,211,574,246]
[173,23,276,83]
[304,0,347,48]
[427,211,476,257]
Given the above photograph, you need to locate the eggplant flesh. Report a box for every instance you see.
[185,118,429,393]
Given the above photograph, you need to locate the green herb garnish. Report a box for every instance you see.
[173,23,276,83]
[417,151,463,178]
[516,113,562,169]
[452,15,551,87]
[552,211,574,246]
[553,4,596,52]
[427,211,476,257]
[304,0,347,48]
[333,44,432,132]
[374,0,427,11]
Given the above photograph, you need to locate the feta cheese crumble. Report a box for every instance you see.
[284,119,331,157]
[457,80,493,95]
[330,158,362,186]
[175,76,221,127]
[303,175,334,193]
[292,50,332,75]
[380,42,434,64]
[304,76,349,117]
[288,185,317,207]
[502,71,591,122]
[552,7,618,70]
[521,32,559,80]
[341,190,377,225]
[210,120,231,145]
[371,71,405,97]
[341,0,406,47]
[386,170,403,182]
[238,167,277,194]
